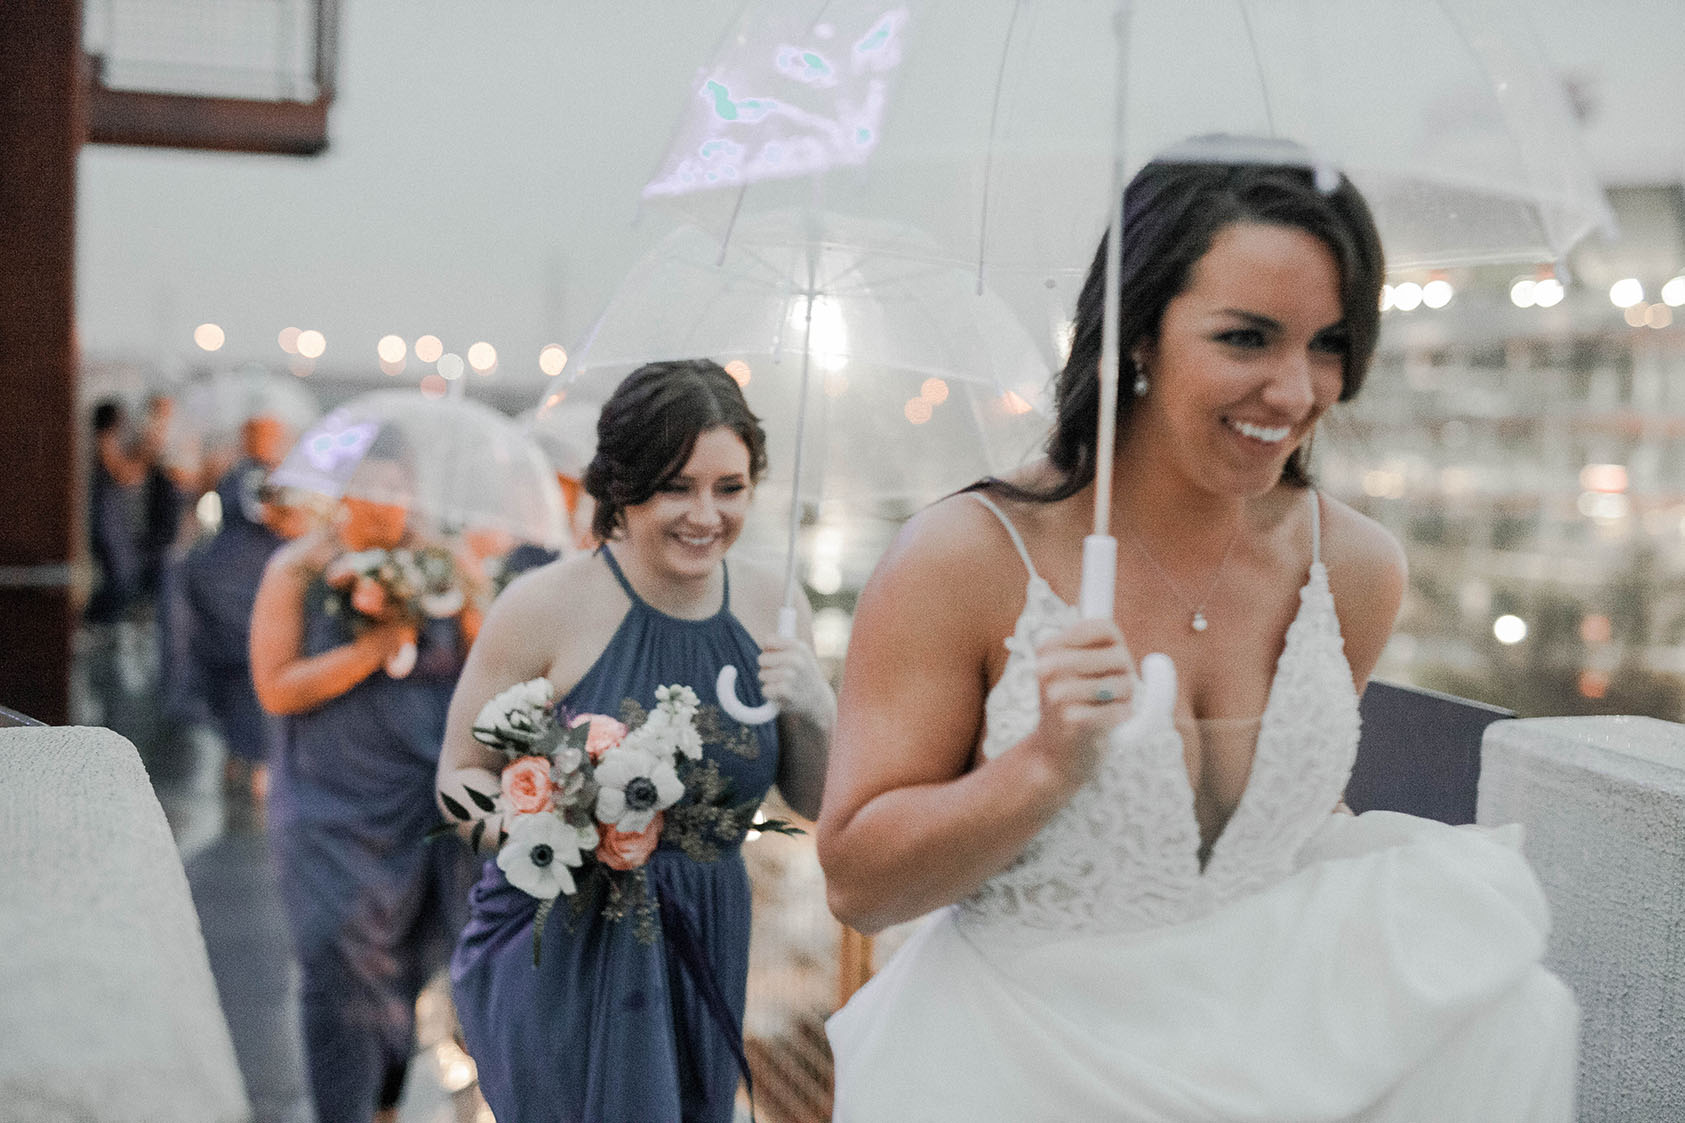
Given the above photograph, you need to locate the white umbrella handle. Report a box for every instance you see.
[1080,534,1118,620]
[1083,534,1175,740]
[715,605,799,726]
[1115,651,1177,743]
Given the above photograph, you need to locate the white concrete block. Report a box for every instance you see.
[1478,716,1685,1122]
[0,726,249,1123]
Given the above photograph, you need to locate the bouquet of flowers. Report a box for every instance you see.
[442,676,799,962]
[322,544,464,677]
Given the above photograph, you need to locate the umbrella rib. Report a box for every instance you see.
[975,1,1026,295]
[1235,0,1277,137]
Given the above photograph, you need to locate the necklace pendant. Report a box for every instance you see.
[1191,610,1209,633]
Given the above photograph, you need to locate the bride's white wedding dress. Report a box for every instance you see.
[827,492,1577,1122]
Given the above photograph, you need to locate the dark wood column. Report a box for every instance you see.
[0,0,83,723]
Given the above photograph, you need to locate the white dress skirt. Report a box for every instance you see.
[829,811,1576,1122]
[827,493,1577,1121]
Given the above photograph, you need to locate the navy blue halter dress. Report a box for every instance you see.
[183,461,284,761]
[269,574,479,1122]
[452,546,780,1123]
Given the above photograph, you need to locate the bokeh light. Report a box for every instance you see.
[1609,278,1644,309]
[377,334,407,363]
[1493,614,1527,645]
[724,360,752,387]
[194,322,225,351]
[468,341,498,373]
[539,344,568,377]
[920,377,949,404]
[904,398,933,425]
[277,326,301,354]
[1580,614,1612,644]
[296,330,326,359]
[437,353,465,380]
[415,335,444,363]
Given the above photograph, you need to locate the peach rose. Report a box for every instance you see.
[350,576,389,617]
[569,713,628,761]
[501,755,555,814]
[595,812,663,871]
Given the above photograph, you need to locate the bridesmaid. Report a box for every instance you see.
[439,359,833,1123]
[250,429,481,1123]
[184,413,309,801]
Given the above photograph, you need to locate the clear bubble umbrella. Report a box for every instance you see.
[270,387,568,552]
[169,366,320,481]
[641,0,1615,740]
[552,209,1050,720]
[648,0,1612,286]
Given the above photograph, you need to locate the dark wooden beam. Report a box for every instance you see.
[0,0,82,723]
[85,78,330,156]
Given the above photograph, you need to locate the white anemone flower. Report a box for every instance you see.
[594,743,684,834]
[496,811,583,899]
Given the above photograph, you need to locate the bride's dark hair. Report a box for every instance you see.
[984,137,1385,503]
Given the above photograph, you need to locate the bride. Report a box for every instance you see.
[817,139,1577,1121]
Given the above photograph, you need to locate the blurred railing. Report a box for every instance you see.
[82,0,340,154]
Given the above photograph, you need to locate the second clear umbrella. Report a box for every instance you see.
[556,209,1051,719]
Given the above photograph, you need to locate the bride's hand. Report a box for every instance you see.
[758,635,835,727]
[1028,618,1135,790]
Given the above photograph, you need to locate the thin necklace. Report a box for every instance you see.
[1124,520,1243,634]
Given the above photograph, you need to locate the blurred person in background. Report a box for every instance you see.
[84,397,164,699]
[250,427,481,1123]
[182,411,314,803]
[491,400,603,594]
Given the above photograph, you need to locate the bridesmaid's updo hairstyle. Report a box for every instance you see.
[585,358,768,541]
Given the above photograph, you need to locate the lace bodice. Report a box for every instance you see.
[954,493,1361,941]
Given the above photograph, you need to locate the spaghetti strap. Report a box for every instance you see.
[1308,488,1323,567]
[598,543,731,619]
[596,544,641,602]
[969,492,1042,584]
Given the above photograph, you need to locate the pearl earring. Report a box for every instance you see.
[1131,357,1149,398]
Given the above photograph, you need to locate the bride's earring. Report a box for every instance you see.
[1131,356,1150,398]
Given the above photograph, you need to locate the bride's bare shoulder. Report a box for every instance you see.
[866,473,1067,613]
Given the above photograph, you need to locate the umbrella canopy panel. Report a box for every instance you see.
[270,388,568,549]
[170,367,320,474]
[646,0,1614,284]
[563,211,1052,529]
